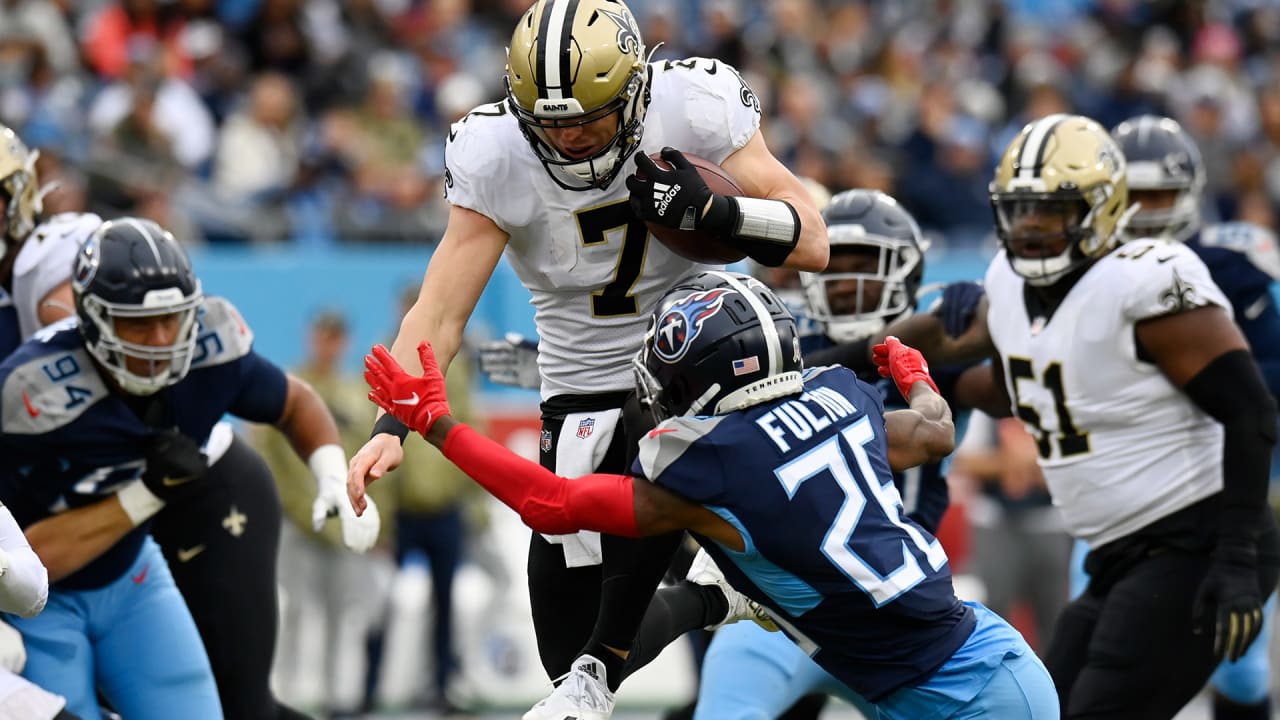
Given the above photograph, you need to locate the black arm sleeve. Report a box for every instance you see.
[805,337,875,375]
[1181,349,1279,548]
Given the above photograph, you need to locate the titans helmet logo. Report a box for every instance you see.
[72,234,100,291]
[653,288,731,364]
[600,7,642,56]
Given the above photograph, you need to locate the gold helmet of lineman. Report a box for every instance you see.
[0,125,41,262]
[506,0,649,191]
[990,114,1129,286]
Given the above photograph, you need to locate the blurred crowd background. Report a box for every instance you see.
[3,1,1280,716]
[2,0,1279,248]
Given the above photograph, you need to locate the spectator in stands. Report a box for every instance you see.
[259,309,393,716]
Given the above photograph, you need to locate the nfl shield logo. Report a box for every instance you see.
[540,429,553,453]
[577,418,595,439]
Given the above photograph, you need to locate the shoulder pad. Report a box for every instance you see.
[2,345,107,435]
[443,102,516,203]
[1200,223,1280,280]
[635,414,727,482]
[14,213,103,277]
[191,297,255,369]
[648,57,760,163]
[1111,240,1231,321]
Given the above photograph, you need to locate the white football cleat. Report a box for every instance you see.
[687,547,779,632]
[522,654,615,720]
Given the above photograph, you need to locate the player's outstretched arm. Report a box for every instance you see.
[0,504,46,617]
[352,205,509,488]
[875,337,955,470]
[361,342,744,549]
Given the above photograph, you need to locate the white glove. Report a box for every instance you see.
[478,333,541,389]
[310,444,381,553]
[0,621,26,672]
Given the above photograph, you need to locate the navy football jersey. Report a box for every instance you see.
[634,365,974,701]
[1189,223,1280,397]
[0,297,288,589]
[800,331,967,532]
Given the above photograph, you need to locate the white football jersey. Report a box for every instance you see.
[444,57,762,399]
[984,239,1231,547]
[12,212,102,340]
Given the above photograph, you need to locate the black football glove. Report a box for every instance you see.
[1193,541,1264,662]
[141,428,210,500]
[627,147,718,232]
[932,281,986,338]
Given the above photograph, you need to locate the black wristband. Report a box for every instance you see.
[371,414,411,444]
[700,194,736,236]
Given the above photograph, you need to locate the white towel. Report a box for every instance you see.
[542,409,622,567]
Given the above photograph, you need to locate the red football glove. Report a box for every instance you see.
[872,336,940,399]
[364,342,452,436]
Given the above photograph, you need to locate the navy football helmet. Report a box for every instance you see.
[72,218,203,395]
[1110,115,1205,243]
[801,189,927,342]
[634,270,803,420]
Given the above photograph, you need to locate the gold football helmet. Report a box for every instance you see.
[506,0,649,191]
[0,125,41,261]
[990,114,1129,286]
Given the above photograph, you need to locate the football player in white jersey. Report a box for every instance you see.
[1091,114,1280,720]
[346,0,827,717]
[883,113,1280,719]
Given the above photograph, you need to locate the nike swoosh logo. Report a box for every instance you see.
[647,427,678,438]
[392,393,420,406]
[1157,255,1176,263]
[132,565,149,584]
[21,392,38,418]
[177,545,206,563]
[163,475,195,487]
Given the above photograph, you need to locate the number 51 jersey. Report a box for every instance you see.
[634,365,974,702]
[984,239,1231,547]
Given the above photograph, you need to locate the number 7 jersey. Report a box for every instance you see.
[984,239,1231,547]
[444,57,761,399]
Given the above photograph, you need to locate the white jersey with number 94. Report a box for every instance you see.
[984,239,1231,547]
[444,57,762,399]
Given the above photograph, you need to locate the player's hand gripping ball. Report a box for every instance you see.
[628,147,747,264]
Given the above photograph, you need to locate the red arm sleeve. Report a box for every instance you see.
[440,423,641,537]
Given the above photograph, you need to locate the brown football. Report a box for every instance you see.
[640,152,747,264]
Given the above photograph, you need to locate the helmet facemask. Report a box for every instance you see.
[81,287,203,396]
[992,192,1099,287]
[801,229,922,342]
[1123,179,1203,243]
[507,65,647,191]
